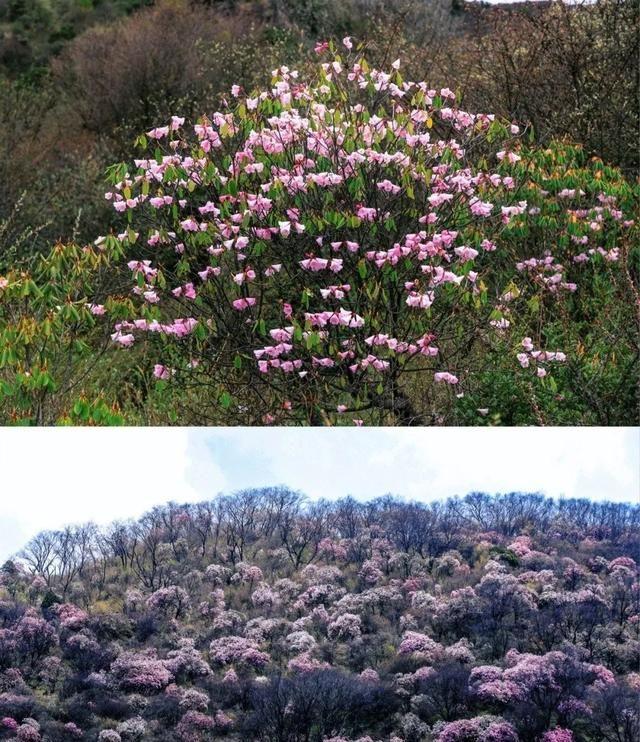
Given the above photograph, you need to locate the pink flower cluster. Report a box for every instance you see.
[516,337,566,378]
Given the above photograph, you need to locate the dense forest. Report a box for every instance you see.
[0,489,638,740]
[0,0,638,426]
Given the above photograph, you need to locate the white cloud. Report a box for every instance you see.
[190,427,640,504]
[0,427,637,562]
[0,429,225,561]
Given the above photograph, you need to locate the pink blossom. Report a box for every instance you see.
[172,283,197,299]
[300,257,343,273]
[232,297,257,311]
[496,150,521,164]
[147,126,170,139]
[356,205,377,221]
[434,371,458,384]
[111,332,135,347]
[406,291,434,309]
[180,218,199,232]
[541,730,574,742]
[377,179,401,195]
[469,198,493,217]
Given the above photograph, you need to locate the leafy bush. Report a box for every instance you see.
[93,42,638,425]
[0,241,127,424]
[0,3,637,426]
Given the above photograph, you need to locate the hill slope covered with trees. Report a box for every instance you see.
[1,489,638,740]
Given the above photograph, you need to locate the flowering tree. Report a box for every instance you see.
[14,617,56,669]
[285,629,317,653]
[433,715,518,742]
[91,36,638,426]
[110,650,172,693]
[398,631,442,662]
[16,720,42,741]
[327,613,362,641]
[175,710,214,742]
[165,639,211,682]
[209,636,270,670]
[50,603,88,630]
[146,585,191,619]
[542,730,574,742]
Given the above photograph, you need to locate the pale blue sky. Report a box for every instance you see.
[0,427,637,562]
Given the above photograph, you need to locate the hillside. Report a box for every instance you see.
[0,489,638,740]
[0,0,638,426]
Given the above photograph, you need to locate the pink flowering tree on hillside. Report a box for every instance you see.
[146,585,191,619]
[209,635,270,672]
[89,38,639,425]
[110,649,173,693]
[432,715,518,742]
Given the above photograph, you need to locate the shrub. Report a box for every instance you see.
[0,242,127,425]
[51,0,300,138]
[110,650,172,694]
[95,40,638,425]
